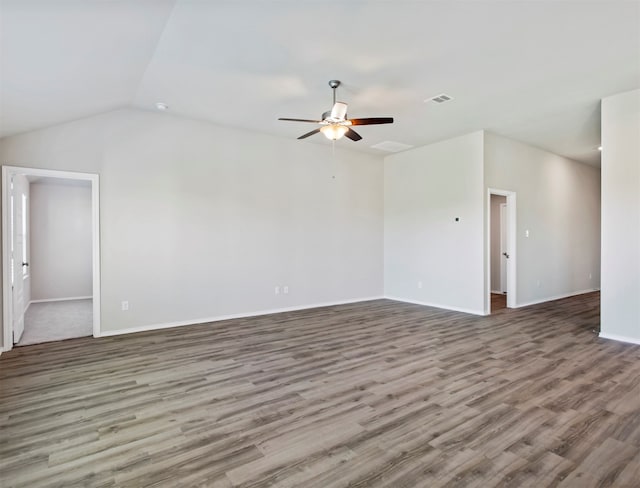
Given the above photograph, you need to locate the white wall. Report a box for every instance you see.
[600,89,640,344]
[0,108,384,337]
[29,178,92,301]
[384,131,485,314]
[484,132,601,307]
[490,194,506,293]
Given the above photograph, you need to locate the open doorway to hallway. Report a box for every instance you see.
[18,177,93,345]
[2,167,101,351]
[490,194,507,312]
[487,188,517,313]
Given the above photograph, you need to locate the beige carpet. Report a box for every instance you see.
[17,299,93,346]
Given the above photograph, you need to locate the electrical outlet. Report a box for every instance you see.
[283,285,289,295]
[121,301,129,311]
[275,286,280,295]
[418,281,423,289]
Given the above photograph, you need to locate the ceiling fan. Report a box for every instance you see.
[278,80,394,141]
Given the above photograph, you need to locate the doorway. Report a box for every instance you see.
[487,189,516,313]
[2,166,101,351]
[490,195,507,311]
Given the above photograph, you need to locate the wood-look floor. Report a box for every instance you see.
[491,293,507,312]
[1,292,640,487]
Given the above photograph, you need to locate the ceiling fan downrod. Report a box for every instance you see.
[328,80,340,105]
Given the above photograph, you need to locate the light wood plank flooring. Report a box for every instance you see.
[1,292,639,487]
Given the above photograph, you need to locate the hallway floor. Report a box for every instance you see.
[491,292,507,312]
[17,299,93,346]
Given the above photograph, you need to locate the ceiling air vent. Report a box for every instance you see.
[371,141,414,153]
[426,93,453,104]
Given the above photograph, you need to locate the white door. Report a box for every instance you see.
[11,176,29,343]
[499,203,508,294]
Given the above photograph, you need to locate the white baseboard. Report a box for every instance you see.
[599,333,640,346]
[97,296,385,338]
[30,296,92,304]
[516,288,599,308]
[384,295,486,316]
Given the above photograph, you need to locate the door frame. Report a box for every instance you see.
[2,166,101,351]
[487,188,516,312]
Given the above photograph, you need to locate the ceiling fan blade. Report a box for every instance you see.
[344,128,362,141]
[279,117,322,123]
[348,117,394,126]
[330,102,348,120]
[298,128,321,139]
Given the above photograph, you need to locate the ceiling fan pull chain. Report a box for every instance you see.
[331,140,337,179]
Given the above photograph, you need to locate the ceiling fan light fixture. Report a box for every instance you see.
[321,124,348,140]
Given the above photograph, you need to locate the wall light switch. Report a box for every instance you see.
[283,286,289,294]
[275,286,280,295]
[121,301,129,311]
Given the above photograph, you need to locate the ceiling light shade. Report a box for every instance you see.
[155,102,168,111]
[321,124,348,140]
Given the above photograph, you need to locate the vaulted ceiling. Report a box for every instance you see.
[1,0,639,166]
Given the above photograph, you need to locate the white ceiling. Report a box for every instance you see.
[1,1,639,166]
